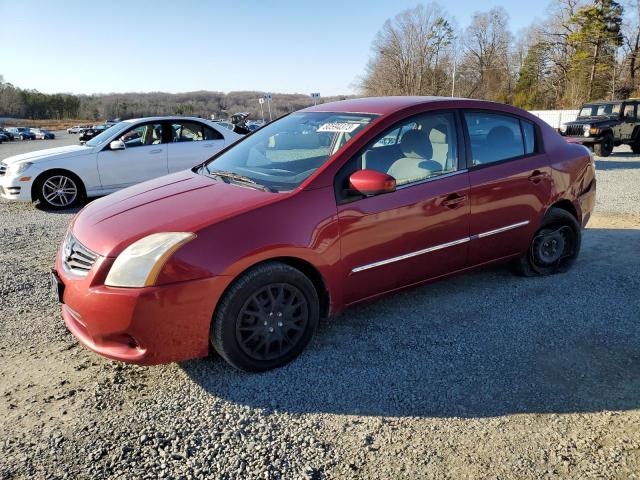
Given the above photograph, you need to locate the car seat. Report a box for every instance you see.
[387,129,442,183]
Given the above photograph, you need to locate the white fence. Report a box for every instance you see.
[528,110,580,129]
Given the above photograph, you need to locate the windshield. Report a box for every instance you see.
[200,112,378,191]
[85,121,128,147]
[579,103,622,118]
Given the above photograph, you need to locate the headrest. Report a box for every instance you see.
[487,126,515,145]
[429,124,448,144]
[400,129,432,159]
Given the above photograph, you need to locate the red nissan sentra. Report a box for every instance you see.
[53,97,596,372]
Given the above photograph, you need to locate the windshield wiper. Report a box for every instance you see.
[206,170,277,193]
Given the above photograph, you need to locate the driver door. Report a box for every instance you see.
[96,122,168,190]
[335,110,470,305]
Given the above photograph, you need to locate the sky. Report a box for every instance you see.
[0,0,553,97]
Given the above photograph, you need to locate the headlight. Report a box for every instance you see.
[583,124,591,137]
[6,162,33,176]
[105,232,196,288]
[560,124,567,134]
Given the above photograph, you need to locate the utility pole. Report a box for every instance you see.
[265,93,273,122]
[451,60,457,97]
[258,97,265,123]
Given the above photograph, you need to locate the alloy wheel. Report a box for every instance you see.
[42,175,78,207]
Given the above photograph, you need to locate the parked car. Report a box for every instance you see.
[0,128,15,141]
[0,132,7,143]
[0,116,240,209]
[79,124,111,143]
[67,125,85,134]
[6,127,36,140]
[214,120,234,131]
[559,99,640,156]
[31,128,55,140]
[50,97,596,371]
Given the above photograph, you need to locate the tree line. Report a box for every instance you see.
[0,77,350,122]
[361,0,639,109]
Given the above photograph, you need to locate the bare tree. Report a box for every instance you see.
[360,3,455,96]
[456,7,514,101]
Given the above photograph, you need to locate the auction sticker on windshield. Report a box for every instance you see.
[317,122,361,133]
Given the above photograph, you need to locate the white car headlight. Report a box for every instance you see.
[105,232,196,288]
[559,124,567,134]
[583,124,591,137]
[6,162,33,177]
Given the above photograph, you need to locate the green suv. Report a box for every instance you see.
[559,99,640,156]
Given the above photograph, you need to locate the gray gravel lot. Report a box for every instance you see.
[0,134,639,479]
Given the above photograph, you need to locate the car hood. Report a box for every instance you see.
[1,144,93,166]
[568,117,618,126]
[72,170,281,256]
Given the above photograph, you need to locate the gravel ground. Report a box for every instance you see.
[0,135,639,479]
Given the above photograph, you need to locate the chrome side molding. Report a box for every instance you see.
[474,220,530,239]
[351,220,530,273]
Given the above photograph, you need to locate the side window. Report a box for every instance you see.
[521,120,536,154]
[464,112,526,165]
[623,104,636,120]
[119,123,163,148]
[354,112,458,187]
[204,125,224,140]
[172,122,206,142]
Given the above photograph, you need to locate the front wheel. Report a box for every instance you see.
[211,262,319,372]
[594,133,614,157]
[515,208,582,277]
[34,172,83,210]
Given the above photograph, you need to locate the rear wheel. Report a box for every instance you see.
[34,171,84,210]
[594,133,614,157]
[211,262,319,372]
[515,208,581,277]
[631,137,640,154]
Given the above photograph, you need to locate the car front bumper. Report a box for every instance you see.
[55,252,231,365]
[0,173,35,201]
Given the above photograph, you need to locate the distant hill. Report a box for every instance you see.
[0,79,355,122]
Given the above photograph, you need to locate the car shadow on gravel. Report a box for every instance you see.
[182,227,640,418]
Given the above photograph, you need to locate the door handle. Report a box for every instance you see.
[149,149,162,154]
[441,193,467,208]
[528,170,544,183]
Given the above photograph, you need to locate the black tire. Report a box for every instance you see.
[211,262,319,372]
[515,208,581,277]
[34,171,84,210]
[631,138,640,154]
[594,133,614,157]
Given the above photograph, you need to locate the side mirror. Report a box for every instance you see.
[349,169,396,196]
[110,140,125,150]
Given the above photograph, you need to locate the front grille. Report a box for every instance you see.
[0,162,6,177]
[564,124,585,137]
[62,232,98,277]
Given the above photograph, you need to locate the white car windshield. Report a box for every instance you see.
[200,112,378,192]
[85,121,129,147]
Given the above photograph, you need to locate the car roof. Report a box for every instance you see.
[122,116,215,124]
[300,96,506,116]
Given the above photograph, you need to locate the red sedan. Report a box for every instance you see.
[53,97,596,371]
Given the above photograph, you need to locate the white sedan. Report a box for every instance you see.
[0,117,240,209]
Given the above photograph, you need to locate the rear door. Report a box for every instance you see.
[167,120,226,172]
[463,111,551,266]
[619,103,637,140]
[96,121,168,189]
[336,110,470,305]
